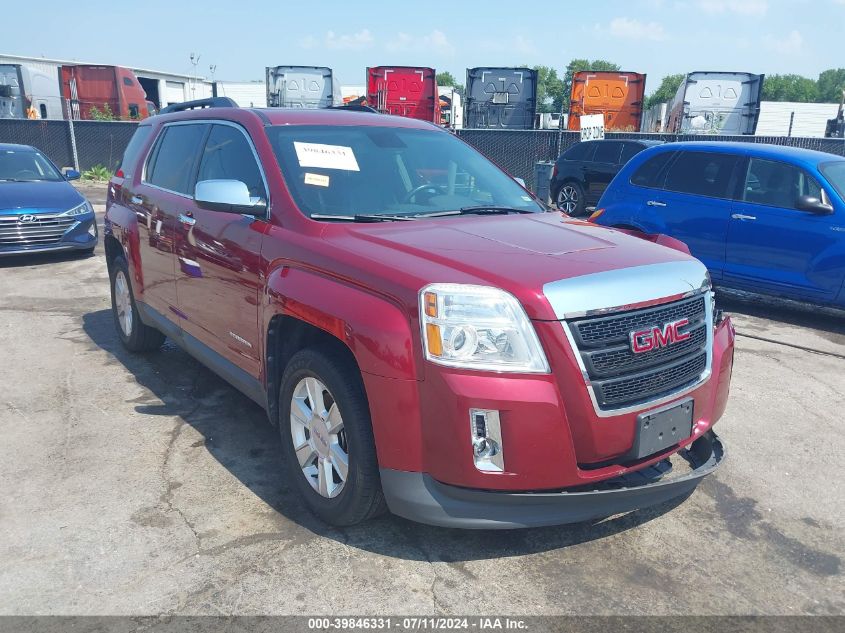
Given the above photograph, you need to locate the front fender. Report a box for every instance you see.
[104,202,143,293]
[263,265,419,381]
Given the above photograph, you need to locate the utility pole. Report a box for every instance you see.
[189,52,201,99]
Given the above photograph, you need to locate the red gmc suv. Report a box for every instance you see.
[104,98,735,528]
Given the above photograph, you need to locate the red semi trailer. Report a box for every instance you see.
[366,66,439,123]
[60,65,152,120]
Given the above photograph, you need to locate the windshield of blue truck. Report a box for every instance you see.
[267,125,543,218]
[0,148,63,182]
[820,161,845,201]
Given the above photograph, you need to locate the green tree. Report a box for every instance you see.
[761,74,818,102]
[816,68,845,103]
[436,71,463,93]
[529,65,565,113]
[562,59,621,110]
[646,73,685,108]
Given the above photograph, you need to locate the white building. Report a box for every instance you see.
[212,81,267,108]
[755,101,840,138]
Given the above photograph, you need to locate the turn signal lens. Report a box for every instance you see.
[589,208,605,222]
[423,291,438,317]
[425,323,443,356]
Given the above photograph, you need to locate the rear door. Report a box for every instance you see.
[725,157,841,300]
[174,122,268,377]
[135,122,209,317]
[584,141,623,205]
[640,150,742,278]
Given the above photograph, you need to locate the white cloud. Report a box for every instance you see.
[385,30,455,56]
[763,29,804,54]
[299,29,374,51]
[696,0,768,16]
[598,17,667,41]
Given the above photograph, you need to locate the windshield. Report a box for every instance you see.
[267,125,543,218]
[0,148,63,182]
[820,161,845,201]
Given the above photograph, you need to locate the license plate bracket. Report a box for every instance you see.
[631,399,694,460]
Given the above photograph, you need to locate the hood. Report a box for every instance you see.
[323,213,695,320]
[0,180,84,214]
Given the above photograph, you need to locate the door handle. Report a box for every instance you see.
[731,213,757,221]
[130,195,144,205]
[647,200,667,207]
[178,213,196,226]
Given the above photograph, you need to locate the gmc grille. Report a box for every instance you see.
[568,295,710,411]
[0,214,76,247]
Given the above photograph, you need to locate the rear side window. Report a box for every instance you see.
[620,142,646,165]
[196,124,266,198]
[146,124,208,195]
[593,142,622,164]
[563,142,596,162]
[118,125,152,179]
[664,151,740,199]
[743,158,822,209]
[630,151,675,188]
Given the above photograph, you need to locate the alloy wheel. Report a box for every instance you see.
[114,270,133,337]
[289,376,349,498]
[557,185,579,215]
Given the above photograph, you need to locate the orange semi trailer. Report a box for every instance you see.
[567,71,646,132]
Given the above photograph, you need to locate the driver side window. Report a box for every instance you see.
[196,124,266,199]
[743,158,822,209]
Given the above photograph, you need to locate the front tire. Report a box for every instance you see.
[556,181,585,216]
[279,348,386,526]
[109,255,165,352]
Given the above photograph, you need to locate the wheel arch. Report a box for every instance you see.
[262,264,423,471]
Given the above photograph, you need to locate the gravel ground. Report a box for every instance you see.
[0,198,843,616]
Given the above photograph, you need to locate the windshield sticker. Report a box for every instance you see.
[304,173,330,187]
[294,142,360,171]
[521,196,533,201]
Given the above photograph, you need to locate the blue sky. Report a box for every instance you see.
[5,0,844,92]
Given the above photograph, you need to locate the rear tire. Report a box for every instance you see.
[279,348,386,526]
[556,181,585,216]
[109,255,165,352]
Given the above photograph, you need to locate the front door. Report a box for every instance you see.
[584,141,622,206]
[174,123,268,378]
[134,122,208,316]
[725,157,842,301]
[645,150,742,278]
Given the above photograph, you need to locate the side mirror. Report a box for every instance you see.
[514,177,526,188]
[64,168,81,181]
[194,179,266,215]
[796,195,834,215]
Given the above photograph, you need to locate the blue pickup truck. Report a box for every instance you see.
[591,142,845,308]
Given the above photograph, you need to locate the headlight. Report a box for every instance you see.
[420,283,549,373]
[62,201,94,217]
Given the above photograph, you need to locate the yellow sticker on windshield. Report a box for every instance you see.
[304,173,330,187]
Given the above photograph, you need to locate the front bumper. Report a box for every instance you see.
[381,431,723,529]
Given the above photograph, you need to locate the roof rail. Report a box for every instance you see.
[326,104,380,114]
[159,97,238,115]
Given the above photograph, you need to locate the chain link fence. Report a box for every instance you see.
[0,119,139,172]
[1,118,844,187]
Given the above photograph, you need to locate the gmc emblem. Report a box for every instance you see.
[631,318,691,354]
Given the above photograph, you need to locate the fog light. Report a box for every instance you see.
[88,222,97,237]
[469,409,504,473]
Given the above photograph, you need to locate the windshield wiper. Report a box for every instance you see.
[413,206,535,218]
[458,206,535,215]
[309,213,417,223]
